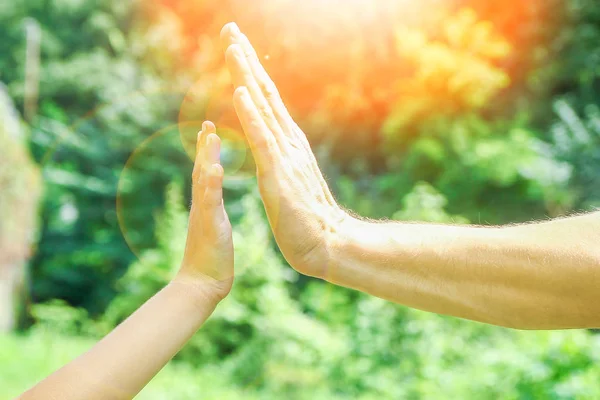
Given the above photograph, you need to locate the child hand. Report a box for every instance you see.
[175,121,234,302]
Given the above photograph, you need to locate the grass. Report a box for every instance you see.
[0,329,261,400]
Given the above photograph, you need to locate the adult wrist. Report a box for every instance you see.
[323,213,365,282]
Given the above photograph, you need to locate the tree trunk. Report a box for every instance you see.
[0,261,26,332]
[0,70,41,332]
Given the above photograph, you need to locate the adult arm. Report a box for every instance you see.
[329,212,600,330]
[19,121,234,399]
[220,22,600,330]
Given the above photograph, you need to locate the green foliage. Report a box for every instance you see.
[0,0,192,313]
[551,100,600,212]
[103,181,188,327]
[0,330,267,400]
[2,0,600,398]
[15,189,600,399]
[392,182,469,223]
[337,116,572,225]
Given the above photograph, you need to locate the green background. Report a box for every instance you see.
[1,0,600,398]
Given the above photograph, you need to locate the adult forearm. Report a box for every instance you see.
[21,281,220,400]
[326,214,600,330]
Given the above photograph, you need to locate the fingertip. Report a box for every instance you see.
[197,121,215,152]
[221,22,237,34]
[225,44,244,67]
[221,22,240,49]
[225,43,241,56]
[196,129,203,153]
[202,121,216,134]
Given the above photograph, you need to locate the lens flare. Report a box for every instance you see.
[178,78,250,178]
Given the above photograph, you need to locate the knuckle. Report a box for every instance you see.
[202,197,217,209]
[254,134,266,146]
[243,46,254,58]
[258,104,272,119]
[254,137,270,152]
[242,69,254,81]
[259,148,274,165]
[261,81,279,99]
[249,118,264,132]
[288,137,303,151]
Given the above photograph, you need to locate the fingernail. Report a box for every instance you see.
[209,135,220,161]
[196,131,203,156]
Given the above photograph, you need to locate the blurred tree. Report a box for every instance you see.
[543,0,600,211]
[0,0,201,314]
[0,83,41,331]
[551,101,600,211]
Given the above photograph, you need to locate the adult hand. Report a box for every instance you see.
[220,23,348,278]
[175,121,234,301]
